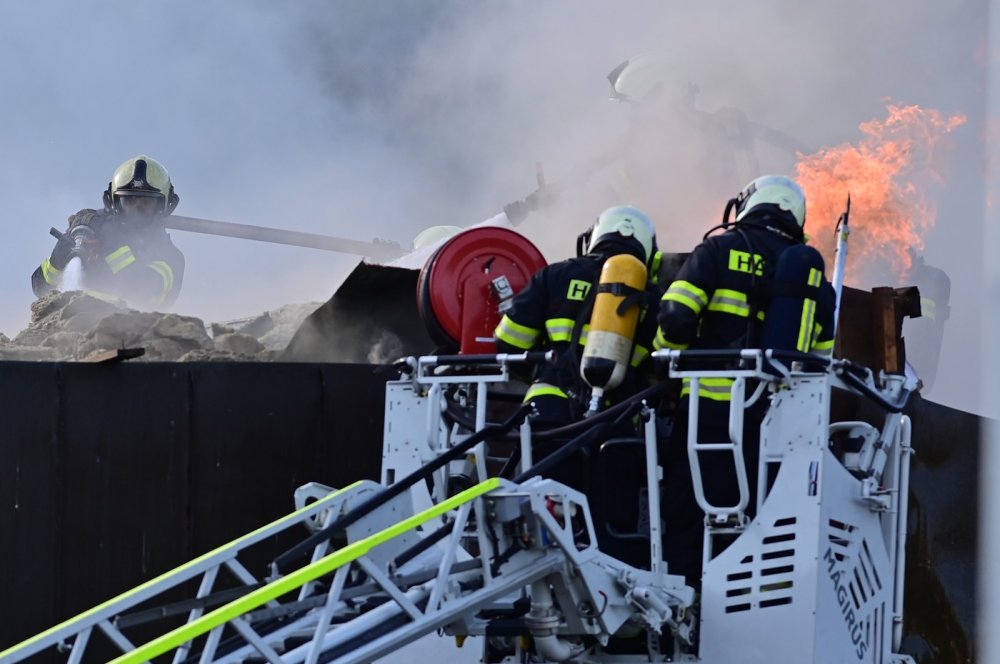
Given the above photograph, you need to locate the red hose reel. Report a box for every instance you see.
[417,227,547,354]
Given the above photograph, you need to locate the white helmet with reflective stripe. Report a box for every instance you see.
[589,205,656,263]
[734,175,806,228]
[104,155,179,215]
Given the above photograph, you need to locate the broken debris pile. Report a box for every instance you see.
[0,291,321,362]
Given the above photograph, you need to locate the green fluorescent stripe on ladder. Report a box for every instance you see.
[108,477,502,664]
[0,481,363,661]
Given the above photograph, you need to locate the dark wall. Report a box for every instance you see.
[0,361,390,652]
[0,361,983,663]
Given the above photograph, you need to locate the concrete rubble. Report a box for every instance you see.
[0,291,321,362]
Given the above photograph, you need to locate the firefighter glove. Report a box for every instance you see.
[49,236,75,270]
[68,209,100,229]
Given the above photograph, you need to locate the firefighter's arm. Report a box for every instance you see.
[31,230,80,297]
[655,243,717,350]
[810,280,837,356]
[495,271,547,353]
[31,264,57,297]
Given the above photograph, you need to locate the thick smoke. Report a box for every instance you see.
[0,1,990,415]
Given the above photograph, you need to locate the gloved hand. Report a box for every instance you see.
[67,208,100,229]
[49,235,75,270]
[48,224,100,270]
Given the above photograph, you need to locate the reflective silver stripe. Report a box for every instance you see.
[147,261,175,307]
[105,246,136,274]
[545,320,589,344]
[495,315,540,349]
[545,318,575,342]
[82,289,123,303]
[662,281,709,314]
[797,298,817,352]
[707,289,750,317]
[41,259,62,285]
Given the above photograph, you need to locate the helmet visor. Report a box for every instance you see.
[117,192,165,217]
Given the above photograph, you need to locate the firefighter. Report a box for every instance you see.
[495,205,661,428]
[655,174,835,585]
[31,155,185,310]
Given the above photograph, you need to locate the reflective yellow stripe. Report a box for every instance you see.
[654,327,688,351]
[41,259,62,285]
[546,318,576,343]
[0,480,364,662]
[808,267,823,287]
[812,322,834,355]
[812,339,834,355]
[681,377,734,401]
[630,344,649,367]
[797,298,817,352]
[105,245,136,274]
[524,382,569,401]
[707,288,750,317]
[661,280,708,314]
[649,251,664,284]
[148,261,175,307]
[495,315,541,350]
[106,479,502,664]
[83,289,124,304]
[728,249,764,276]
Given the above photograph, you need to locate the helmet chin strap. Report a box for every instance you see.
[102,184,114,213]
[165,188,180,215]
[722,197,739,228]
[576,228,593,258]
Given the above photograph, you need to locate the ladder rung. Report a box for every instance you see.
[692,442,739,451]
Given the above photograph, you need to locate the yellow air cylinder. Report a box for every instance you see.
[580,253,648,415]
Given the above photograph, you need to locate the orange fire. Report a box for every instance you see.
[796,103,966,283]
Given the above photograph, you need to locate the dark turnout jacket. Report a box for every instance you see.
[656,213,835,399]
[495,246,660,415]
[32,209,185,310]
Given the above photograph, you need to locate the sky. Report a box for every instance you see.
[0,0,992,416]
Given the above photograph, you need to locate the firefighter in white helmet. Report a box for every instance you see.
[494,205,662,521]
[32,155,185,310]
[495,205,662,429]
[656,174,836,586]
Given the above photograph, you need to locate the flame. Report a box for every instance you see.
[795,103,966,283]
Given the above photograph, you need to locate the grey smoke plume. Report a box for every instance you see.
[0,1,989,415]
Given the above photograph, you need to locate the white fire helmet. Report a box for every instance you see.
[589,205,656,264]
[104,155,179,215]
[734,175,807,228]
[412,225,462,249]
[607,53,696,104]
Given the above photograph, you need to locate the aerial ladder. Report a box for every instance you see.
[0,343,917,663]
